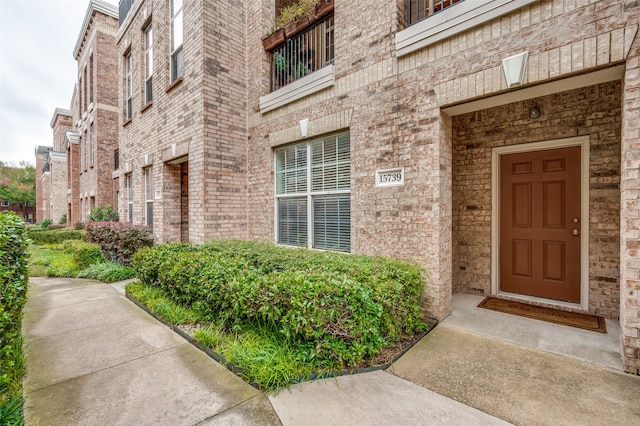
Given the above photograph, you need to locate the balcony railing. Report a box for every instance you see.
[270,14,334,92]
[407,0,464,26]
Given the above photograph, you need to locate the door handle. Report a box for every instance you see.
[572,229,580,236]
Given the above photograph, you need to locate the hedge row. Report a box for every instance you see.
[27,228,86,245]
[62,240,105,270]
[0,212,29,422]
[132,240,426,365]
[86,222,153,266]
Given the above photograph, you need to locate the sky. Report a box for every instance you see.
[0,0,118,166]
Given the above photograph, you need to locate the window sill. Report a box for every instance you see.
[141,102,153,113]
[166,77,183,93]
[395,0,538,57]
[123,118,132,127]
[260,64,335,113]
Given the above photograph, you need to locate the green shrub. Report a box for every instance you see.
[87,205,119,222]
[62,240,105,270]
[0,211,29,423]
[27,228,86,245]
[38,218,52,229]
[86,222,153,266]
[58,214,67,225]
[132,240,426,365]
[77,262,136,283]
[45,253,79,277]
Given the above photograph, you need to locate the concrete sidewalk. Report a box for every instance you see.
[22,277,280,425]
[22,277,640,425]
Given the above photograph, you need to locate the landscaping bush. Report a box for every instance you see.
[85,222,153,266]
[27,228,86,245]
[45,252,79,278]
[87,205,119,222]
[132,240,426,365]
[62,240,105,270]
[0,211,29,423]
[38,218,52,229]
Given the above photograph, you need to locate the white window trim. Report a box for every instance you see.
[395,0,539,57]
[145,24,153,104]
[125,52,132,119]
[144,167,153,227]
[274,135,351,252]
[490,136,589,312]
[126,174,133,223]
[260,64,335,113]
[170,0,183,82]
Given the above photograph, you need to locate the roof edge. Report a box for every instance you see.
[73,0,118,60]
[50,108,73,128]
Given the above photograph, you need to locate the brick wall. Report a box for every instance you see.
[452,81,621,318]
[116,0,248,243]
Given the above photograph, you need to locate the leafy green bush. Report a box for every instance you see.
[38,218,52,229]
[87,205,119,222]
[0,211,29,423]
[86,222,153,266]
[27,228,86,245]
[77,262,136,283]
[59,213,67,225]
[132,240,426,365]
[62,240,105,270]
[45,252,79,278]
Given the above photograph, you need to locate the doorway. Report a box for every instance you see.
[491,137,589,308]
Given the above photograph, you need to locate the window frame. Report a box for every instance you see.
[125,173,133,223]
[125,51,133,120]
[170,0,183,83]
[144,167,153,231]
[144,23,153,104]
[274,133,351,252]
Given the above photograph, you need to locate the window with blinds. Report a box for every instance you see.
[275,133,350,252]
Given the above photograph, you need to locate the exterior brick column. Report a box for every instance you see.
[620,34,640,373]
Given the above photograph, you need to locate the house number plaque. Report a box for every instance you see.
[375,167,405,187]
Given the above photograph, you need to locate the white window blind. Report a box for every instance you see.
[275,132,350,252]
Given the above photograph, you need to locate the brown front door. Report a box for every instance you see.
[499,146,581,302]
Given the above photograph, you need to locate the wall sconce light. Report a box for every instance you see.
[528,106,542,119]
[502,51,529,88]
[300,118,309,138]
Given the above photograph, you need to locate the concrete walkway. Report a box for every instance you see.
[22,277,280,425]
[23,277,640,425]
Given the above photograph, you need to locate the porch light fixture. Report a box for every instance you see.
[502,51,529,88]
[300,118,309,138]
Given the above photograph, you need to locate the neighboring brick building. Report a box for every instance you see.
[115,0,247,241]
[49,108,73,224]
[115,0,640,372]
[0,199,35,223]
[72,0,119,223]
[34,145,51,223]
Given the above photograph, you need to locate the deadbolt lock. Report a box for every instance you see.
[573,217,580,224]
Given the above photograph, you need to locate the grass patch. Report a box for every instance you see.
[77,262,136,283]
[126,281,342,392]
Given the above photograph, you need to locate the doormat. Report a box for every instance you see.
[478,297,607,333]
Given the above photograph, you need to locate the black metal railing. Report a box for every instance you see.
[407,0,464,26]
[270,14,334,92]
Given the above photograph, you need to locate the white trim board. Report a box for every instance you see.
[490,136,590,311]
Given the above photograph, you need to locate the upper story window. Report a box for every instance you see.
[144,24,153,103]
[125,51,132,120]
[90,123,95,168]
[170,0,183,82]
[89,53,94,106]
[407,0,463,26]
[1,200,9,207]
